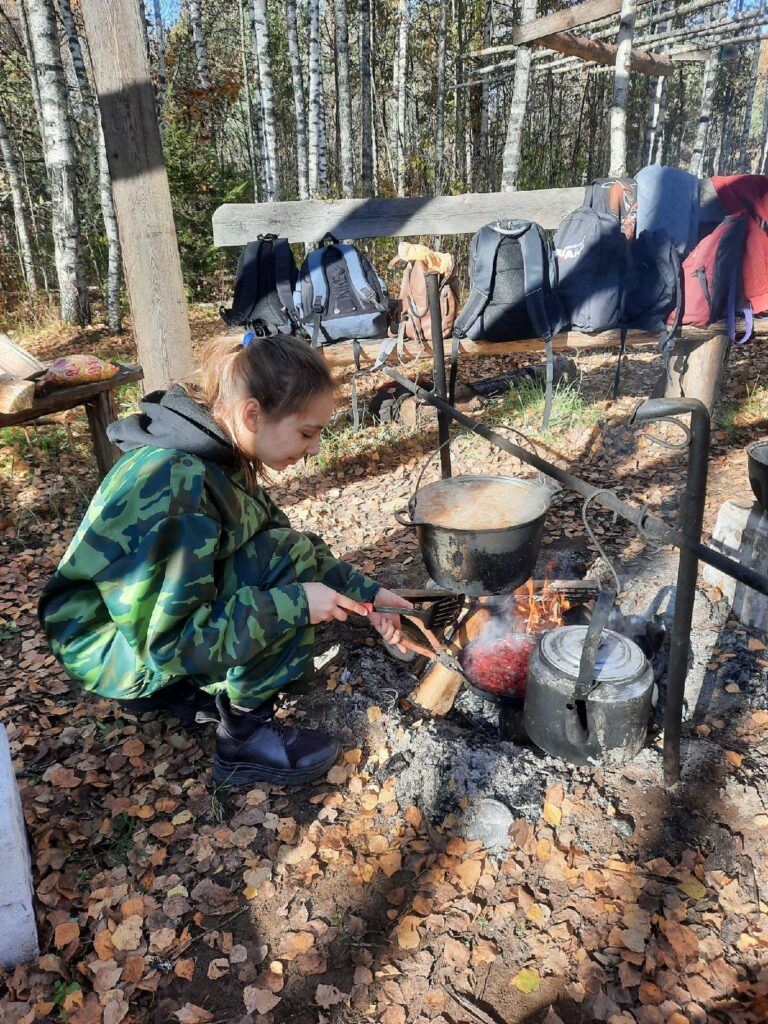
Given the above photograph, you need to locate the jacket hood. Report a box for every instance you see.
[106,385,237,465]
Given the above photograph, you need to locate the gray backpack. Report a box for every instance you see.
[451,220,566,427]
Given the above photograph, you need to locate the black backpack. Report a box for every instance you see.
[220,235,299,336]
[452,220,567,427]
[554,207,627,334]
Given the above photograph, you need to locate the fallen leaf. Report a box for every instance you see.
[444,937,471,968]
[454,859,482,892]
[149,927,175,953]
[725,750,744,768]
[543,801,562,827]
[103,994,129,1024]
[110,916,143,952]
[379,852,402,877]
[677,877,707,900]
[174,1005,214,1024]
[512,967,541,993]
[394,915,421,949]
[663,920,699,961]
[54,922,79,947]
[315,983,348,1008]
[175,959,195,980]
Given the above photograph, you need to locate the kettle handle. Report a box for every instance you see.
[575,588,616,701]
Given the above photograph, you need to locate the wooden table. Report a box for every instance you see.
[0,364,144,479]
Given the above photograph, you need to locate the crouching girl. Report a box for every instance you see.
[39,335,411,787]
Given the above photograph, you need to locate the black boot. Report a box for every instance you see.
[213,694,340,786]
[117,680,220,727]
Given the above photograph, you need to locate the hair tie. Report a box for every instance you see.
[242,331,255,348]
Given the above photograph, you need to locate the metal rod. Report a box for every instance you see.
[384,367,768,598]
[425,272,451,478]
[629,398,709,787]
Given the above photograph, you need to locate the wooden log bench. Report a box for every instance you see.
[212,179,732,409]
[0,364,144,480]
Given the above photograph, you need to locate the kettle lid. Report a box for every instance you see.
[540,625,647,683]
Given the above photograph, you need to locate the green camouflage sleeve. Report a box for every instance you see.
[94,510,310,680]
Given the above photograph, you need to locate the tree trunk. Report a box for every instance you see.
[137,0,151,60]
[435,0,448,195]
[16,0,44,138]
[395,0,408,196]
[286,0,309,200]
[758,72,768,173]
[333,0,354,197]
[240,0,261,199]
[738,39,761,172]
[152,0,167,116]
[500,0,535,191]
[308,0,325,196]
[0,107,38,295]
[609,0,636,177]
[249,0,279,201]
[478,0,492,191]
[28,0,89,324]
[59,0,122,330]
[690,52,717,177]
[454,0,466,188]
[188,0,211,91]
[359,0,373,197]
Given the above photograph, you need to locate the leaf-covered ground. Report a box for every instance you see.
[2,310,768,1024]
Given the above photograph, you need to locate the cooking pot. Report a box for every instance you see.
[523,591,654,765]
[395,434,555,595]
[747,440,768,514]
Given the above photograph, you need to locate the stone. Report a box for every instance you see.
[703,499,768,634]
[460,797,514,853]
[0,724,39,967]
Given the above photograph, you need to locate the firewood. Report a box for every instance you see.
[0,375,35,414]
[409,605,495,715]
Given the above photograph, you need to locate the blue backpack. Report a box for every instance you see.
[294,239,390,345]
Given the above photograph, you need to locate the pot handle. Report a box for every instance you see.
[394,508,418,527]
[575,587,616,700]
[487,424,554,491]
[408,437,456,515]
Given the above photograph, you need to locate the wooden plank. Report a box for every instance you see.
[85,391,121,479]
[511,0,653,47]
[80,0,193,392]
[212,188,586,246]
[0,333,45,378]
[0,364,143,428]
[534,30,675,76]
[319,329,658,369]
[670,49,714,62]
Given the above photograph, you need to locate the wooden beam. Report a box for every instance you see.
[670,50,713,62]
[214,188,585,245]
[79,0,193,392]
[534,30,675,76]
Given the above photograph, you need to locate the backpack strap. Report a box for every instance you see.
[518,224,556,428]
[350,336,398,431]
[656,244,683,361]
[272,238,297,323]
[337,244,387,311]
[453,225,504,338]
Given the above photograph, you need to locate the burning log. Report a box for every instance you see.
[409,606,493,714]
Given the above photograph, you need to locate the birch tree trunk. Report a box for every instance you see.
[152,0,167,117]
[359,0,373,196]
[454,0,466,188]
[249,0,280,201]
[59,0,122,330]
[758,75,768,173]
[16,0,44,138]
[0,108,38,295]
[137,0,151,60]
[690,52,717,177]
[500,0,535,191]
[478,0,492,190]
[395,0,408,196]
[286,0,309,199]
[188,0,211,91]
[435,0,448,195]
[609,0,636,177]
[27,0,89,324]
[240,0,261,199]
[333,0,354,196]
[738,39,761,172]
[308,0,326,196]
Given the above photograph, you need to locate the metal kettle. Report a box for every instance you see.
[523,590,654,765]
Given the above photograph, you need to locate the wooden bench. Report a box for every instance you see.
[0,364,144,480]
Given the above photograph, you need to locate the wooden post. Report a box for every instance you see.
[662,329,731,411]
[79,0,193,391]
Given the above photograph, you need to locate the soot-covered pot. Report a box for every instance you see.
[523,623,654,766]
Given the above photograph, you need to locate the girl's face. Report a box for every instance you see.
[237,388,334,471]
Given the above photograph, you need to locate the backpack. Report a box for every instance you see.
[294,238,390,345]
[554,207,627,334]
[675,214,750,342]
[451,220,567,427]
[585,177,638,240]
[219,235,299,336]
[392,259,459,343]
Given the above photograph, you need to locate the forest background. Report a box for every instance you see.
[0,0,766,335]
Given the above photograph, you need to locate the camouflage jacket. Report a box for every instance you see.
[38,446,379,698]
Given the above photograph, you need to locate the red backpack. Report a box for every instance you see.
[675,214,750,340]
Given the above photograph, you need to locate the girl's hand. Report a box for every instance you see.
[302,583,370,625]
[369,588,413,650]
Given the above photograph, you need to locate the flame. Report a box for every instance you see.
[509,578,571,634]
